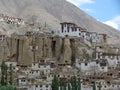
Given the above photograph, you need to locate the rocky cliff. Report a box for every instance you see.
[0,34,95,65]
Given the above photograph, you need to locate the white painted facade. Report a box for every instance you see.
[5,61,17,67]
[97,62,108,72]
[81,31,92,41]
[59,22,82,37]
[59,22,106,43]
[106,56,118,68]
[18,75,28,86]
[28,84,51,90]
[31,63,51,75]
[96,80,120,90]
[0,17,4,21]
[0,14,25,26]
[76,59,108,73]
[5,61,19,71]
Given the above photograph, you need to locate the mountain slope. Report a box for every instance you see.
[0,0,120,45]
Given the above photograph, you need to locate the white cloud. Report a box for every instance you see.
[84,8,93,12]
[66,0,94,6]
[103,16,120,30]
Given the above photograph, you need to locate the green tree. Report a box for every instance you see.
[51,75,59,90]
[71,76,78,90]
[0,62,16,90]
[60,86,63,90]
[98,82,102,90]
[93,82,96,90]
[0,85,16,90]
[63,83,66,90]
[9,64,13,85]
[1,61,6,85]
[71,76,81,90]
[77,78,81,90]
[4,64,8,85]
[68,83,71,90]
[0,86,6,90]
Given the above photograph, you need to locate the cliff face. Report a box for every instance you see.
[0,0,120,45]
[0,34,93,65]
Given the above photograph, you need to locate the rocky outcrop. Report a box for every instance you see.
[0,34,96,65]
[55,37,62,59]
[59,38,72,65]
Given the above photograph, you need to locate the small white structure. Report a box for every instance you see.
[98,62,108,72]
[18,74,28,87]
[76,59,108,73]
[31,61,51,75]
[28,83,51,90]
[81,30,92,41]
[102,53,119,68]
[59,22,107,43]
[59,22,82,37]
[96,80,120,90]
[5,61,17,67]
[5,61,18,72]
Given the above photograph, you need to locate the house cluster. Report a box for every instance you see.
[2,58,55,90]
[59,22,107,44]
[76,46,120,73]
[0,17,120,90]
[1,56,120,90]
[0,13,25,26]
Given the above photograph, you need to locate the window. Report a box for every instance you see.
[21,79,25,82]
[67,26,69,32]
[46,85,48,88]
[61,25,63,33]
[82,35,84,38]
[102,67,104,69]
[85,63,88,66]
[64,24,66,27]
[72,28,74,32]
[75,28,77,31]
[61,29,63,33]
[13,67,15,70]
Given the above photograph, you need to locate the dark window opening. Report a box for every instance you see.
[85,63,88,66]
[67,26,70,32]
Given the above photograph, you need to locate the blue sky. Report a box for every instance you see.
[66,0,120,30]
